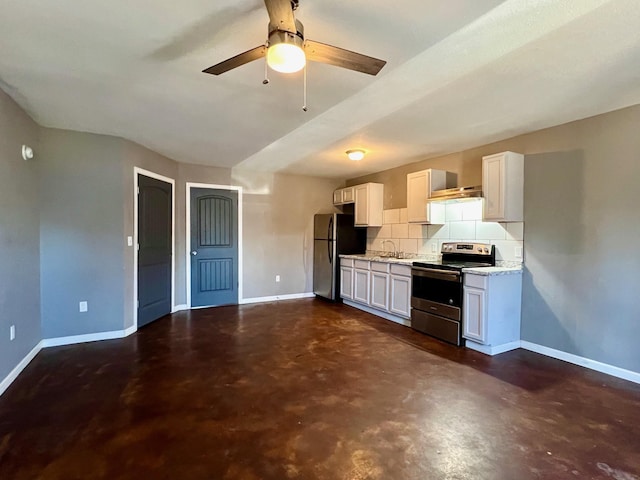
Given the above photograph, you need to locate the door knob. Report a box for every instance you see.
[191,251,197,256]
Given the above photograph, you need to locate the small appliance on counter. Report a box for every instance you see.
[313,214,366,301]
[411,242,496,345]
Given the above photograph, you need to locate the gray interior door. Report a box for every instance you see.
[138,175,172,327]
[190,188,239,307]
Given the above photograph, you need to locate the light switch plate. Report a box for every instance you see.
[79,301,88,313]
[515,246,523,259]
[127,236,133,247]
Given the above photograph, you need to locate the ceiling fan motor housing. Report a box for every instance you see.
[268,19,304,49]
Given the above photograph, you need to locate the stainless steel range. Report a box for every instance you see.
[411,242,496,345]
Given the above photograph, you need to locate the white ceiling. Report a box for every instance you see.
[1,0,639,179]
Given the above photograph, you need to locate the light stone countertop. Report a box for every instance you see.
[462,266,523,276]
[340,254,523,275]
[339,254,416,265]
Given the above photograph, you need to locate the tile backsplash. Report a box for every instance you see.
[367,199,524,262]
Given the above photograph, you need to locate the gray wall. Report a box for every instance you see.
[121,143,340,319]
[39,129,126,338]
[37,132,339,335]
[0,89,41,381]
[519,109,640,372]
[349,104,640,373]
[230,170,341,299]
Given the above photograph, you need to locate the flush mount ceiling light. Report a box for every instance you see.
[346,149,366,161]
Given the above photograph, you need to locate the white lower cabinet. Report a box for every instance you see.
[389,274,411,318]
[353,260,370,303]
[369,261,389,311]
[341,258,411,325]
[463,272,522,355]
[370,271,389,311]
[462,287,486,343]
[340,266,354,300]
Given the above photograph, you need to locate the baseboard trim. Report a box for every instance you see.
[343,300,411,328]
[42,328,137,348]
[0,341,43,397]
[123,325,137,337]
[520,341,640,385]
[465,340,521,356]
[172,304,189,313]
[239,293,315,305]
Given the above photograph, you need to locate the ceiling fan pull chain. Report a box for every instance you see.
[302,63,308,112]
[263,50,270,85]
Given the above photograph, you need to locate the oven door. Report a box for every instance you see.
[411,267,462,309]
[411,266,464,345]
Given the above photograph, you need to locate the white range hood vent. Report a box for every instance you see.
[427,185,483,203]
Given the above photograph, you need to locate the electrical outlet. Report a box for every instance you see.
[10,325,15,341]
[79,301,88,313]
[275,275,281,283]
[431,243,437,253]
[515,246,523,259]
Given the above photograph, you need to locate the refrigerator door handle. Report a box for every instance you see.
[327,216,334,264]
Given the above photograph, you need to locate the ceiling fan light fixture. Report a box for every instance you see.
[346,149,366,161]
[267,42,306,73]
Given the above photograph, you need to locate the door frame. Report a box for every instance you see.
[134,167,176,329]
[186,183,243,308]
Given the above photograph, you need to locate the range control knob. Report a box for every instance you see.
[477,247,482,252]
[484,248,489,253]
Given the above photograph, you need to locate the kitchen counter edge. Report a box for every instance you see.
[339,254,416,265]
[462,266,523,276]
[340,254,523,275]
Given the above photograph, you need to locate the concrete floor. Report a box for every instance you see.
[0,298,639,479]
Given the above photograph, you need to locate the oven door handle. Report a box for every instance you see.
[411,267,461,282]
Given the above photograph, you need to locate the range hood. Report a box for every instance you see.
[427,185,483,203]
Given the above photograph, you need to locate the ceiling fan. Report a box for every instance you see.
[202,0,387,77]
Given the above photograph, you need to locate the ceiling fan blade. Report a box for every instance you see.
[304,40,386,76]
[264,0,297,33]
[203,45,267,75]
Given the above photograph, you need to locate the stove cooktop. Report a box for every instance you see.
[412,260,494,271]
[412,242,496,271]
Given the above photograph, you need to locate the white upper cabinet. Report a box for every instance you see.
[482,151,524,222]
[333,186,355,205]
[407,169,451,224]
[354,183,384,227]
[342,187,355,204]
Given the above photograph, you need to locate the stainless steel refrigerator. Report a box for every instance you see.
[313,214,367,301]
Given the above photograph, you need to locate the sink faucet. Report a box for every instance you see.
[381,240,397,257]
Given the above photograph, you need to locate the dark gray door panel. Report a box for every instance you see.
[191,189,239,307]
[138,175,172,327]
